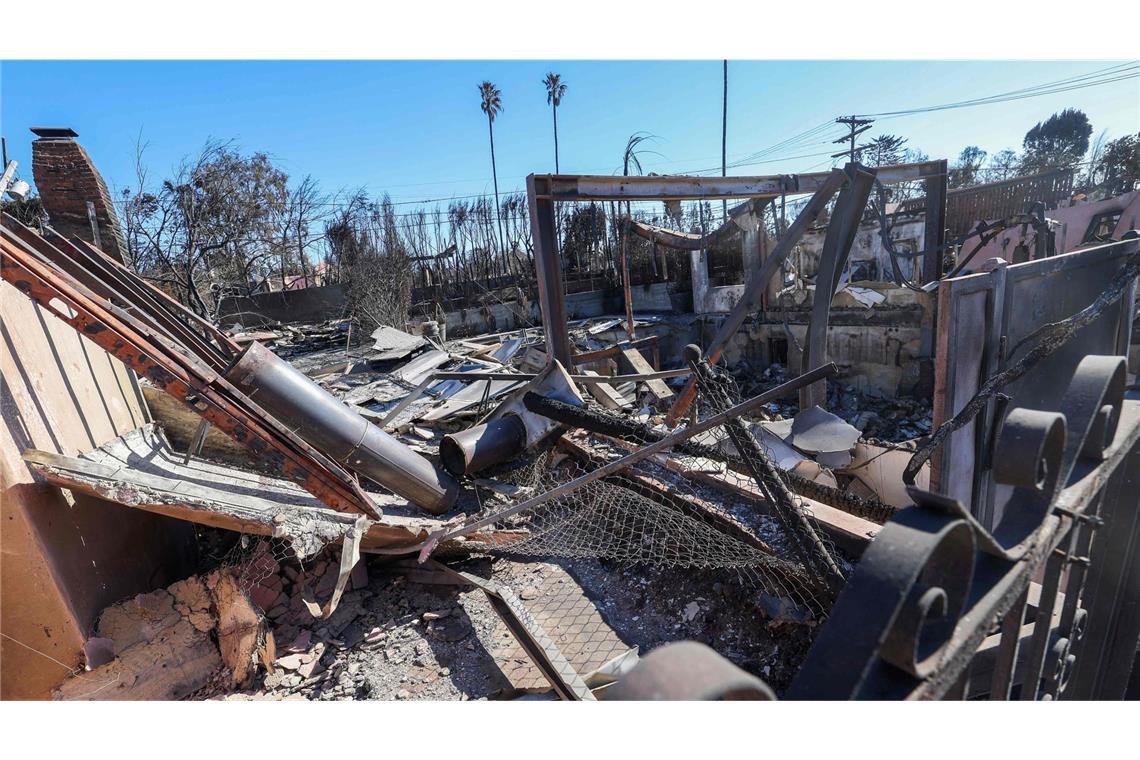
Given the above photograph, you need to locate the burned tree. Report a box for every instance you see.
[325,192,413,331]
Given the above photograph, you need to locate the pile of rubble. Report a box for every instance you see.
[739,361,933,443]
[5,214,942,701]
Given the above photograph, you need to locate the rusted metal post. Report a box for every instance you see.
[799,163,877,410]
[620,216,635,338]
[922,159,948,284]
[917,160,949,400]
[527,174,574,368]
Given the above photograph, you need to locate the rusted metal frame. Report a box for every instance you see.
[17,215,241,355]
[66,233,240,362]
[665,168,849,426]
[530,161,945,201]
[527,174,574,368]
[1,241,379,518]
[2,221,232,369]
[799,164,877,411]
[526,163,942,377]
[3,234,224,384]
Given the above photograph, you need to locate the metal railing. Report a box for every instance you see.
[788,356,1140,700]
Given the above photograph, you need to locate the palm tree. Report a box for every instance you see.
[478,81,505,253]
[543,72,567,173]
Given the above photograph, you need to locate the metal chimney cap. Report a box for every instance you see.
[30,127,79,139]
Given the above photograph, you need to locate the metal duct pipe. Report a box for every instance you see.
[440,416,528,476]
[225,342,459,514]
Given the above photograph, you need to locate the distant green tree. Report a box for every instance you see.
[950,146,988,188]
[1096,133,1140,195]
[989,149,1020,182]
[857,134,908,167]
[478,80,504,251]
[1020,108,1092,174]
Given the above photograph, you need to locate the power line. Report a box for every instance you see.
[857,62,1139,118]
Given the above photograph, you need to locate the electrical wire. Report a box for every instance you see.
[857,62,1139,119]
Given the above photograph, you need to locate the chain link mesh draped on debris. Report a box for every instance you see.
[471,451,832,617]
[214,534,296,597]
[691,364,848,595]
[459,372,852,618]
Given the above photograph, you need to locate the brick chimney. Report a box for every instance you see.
[30,127,128,263]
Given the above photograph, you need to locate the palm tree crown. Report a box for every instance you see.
[543,72,566,107]
[479,81,502,122]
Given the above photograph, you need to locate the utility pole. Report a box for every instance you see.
[832,115,874,163]
[721,60,728,219]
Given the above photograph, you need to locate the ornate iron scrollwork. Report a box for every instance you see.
[788,355,1127,700]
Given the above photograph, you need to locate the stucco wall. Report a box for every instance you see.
[1,277,194,700]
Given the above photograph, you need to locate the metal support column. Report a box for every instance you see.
[799,163,877,410]
[922,159,948,285]
[527,174,574,368]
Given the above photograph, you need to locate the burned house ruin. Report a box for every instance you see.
[2,128,1138,702]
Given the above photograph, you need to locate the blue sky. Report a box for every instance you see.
[2,60,1137,208]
